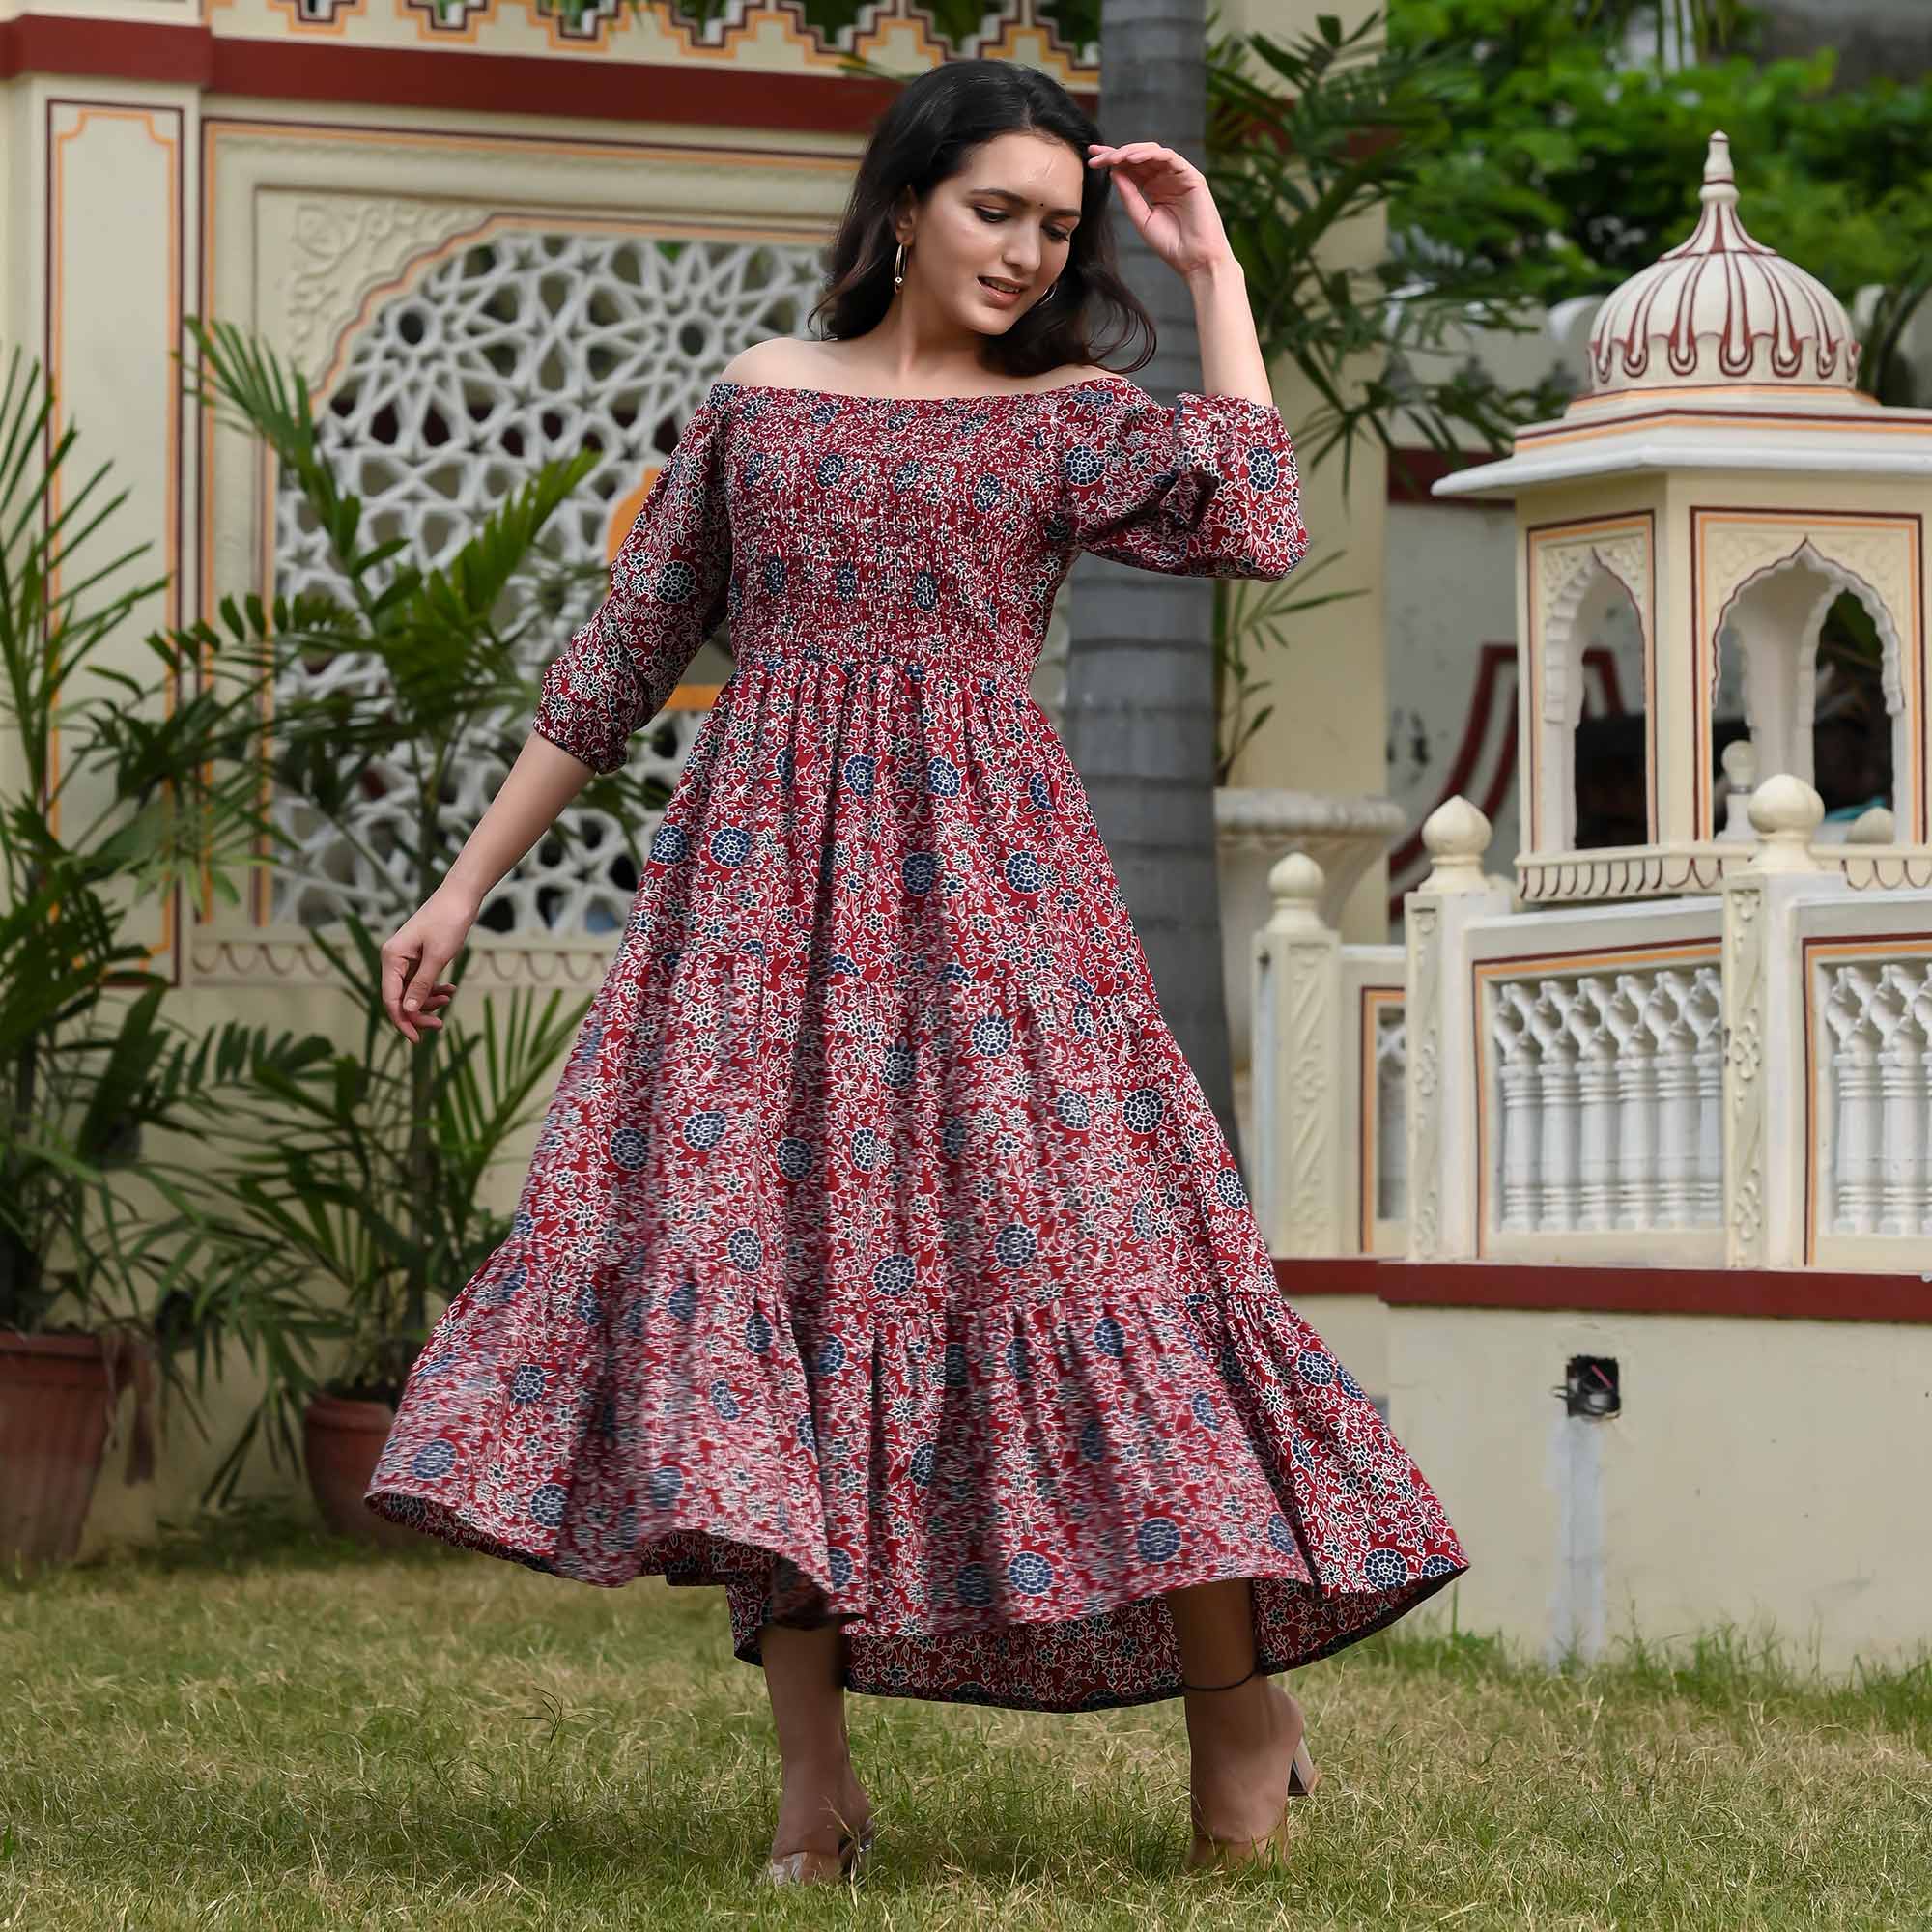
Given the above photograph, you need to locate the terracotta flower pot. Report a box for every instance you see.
[303,1393,426,1551]
[0,1330,111,1566]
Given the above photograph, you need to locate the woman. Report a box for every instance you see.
[365,57,1467,1882]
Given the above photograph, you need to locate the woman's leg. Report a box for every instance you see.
[760,1619,872,1858]
[1164,1578,1302,1843]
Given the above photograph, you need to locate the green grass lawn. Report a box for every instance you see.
[4,1509,1929,1930]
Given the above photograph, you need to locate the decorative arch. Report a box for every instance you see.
[1695,510,1921,840]
[1526,515,1656,853]
[269,221,827,935]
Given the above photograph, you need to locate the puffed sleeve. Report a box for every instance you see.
[1052,375,1308,579]
[531,389,733,776]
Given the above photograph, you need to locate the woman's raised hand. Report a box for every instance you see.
[379,887,475,1043]
[1086,141,1236,280]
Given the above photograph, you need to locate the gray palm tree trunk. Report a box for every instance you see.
[1065,0,1249,1186]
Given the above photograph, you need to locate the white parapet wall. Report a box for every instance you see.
[1253,775,1932,1283]
[1238,776,1932,1671]
[1791,871,1932,1270]
[1392,778,1932,1274]
[1343,778,1932,1675]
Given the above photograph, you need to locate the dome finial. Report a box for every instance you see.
[1584,126,1856,393]
[1700,129,1737,209]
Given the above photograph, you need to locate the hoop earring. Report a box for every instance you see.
[1040,280,1058,301]
[893,242,907,291]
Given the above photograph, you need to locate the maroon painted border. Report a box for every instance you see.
[1277,1258,1387,1297]
[1275,1255,1932,1323]
[0,14,1097,125]
[1386,444,1499,509]
[3,17,214,86]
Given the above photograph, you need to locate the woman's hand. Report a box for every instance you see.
[379,887,475,1043]
[1087,141,1236,280]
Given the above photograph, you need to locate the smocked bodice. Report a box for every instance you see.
[534,371,1308,777]
[712,380,1074,682]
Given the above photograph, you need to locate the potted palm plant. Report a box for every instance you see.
[181,320,685,1540]
[0,345,337,1563]
[215,922,587,1546]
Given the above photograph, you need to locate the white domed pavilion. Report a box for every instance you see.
[1435,131,1932,902]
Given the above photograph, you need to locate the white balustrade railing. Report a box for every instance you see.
[1250,780,1932,1273]
[1819,957,1932,1239]
[1488,966,1723,1237]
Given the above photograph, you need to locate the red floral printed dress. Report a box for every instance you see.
[366,372,1468,1711]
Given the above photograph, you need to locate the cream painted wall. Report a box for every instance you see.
[1388,1303,1932,1676]
[1,77,46,815]
[1,82,25,350]
[1221,0,1391,946]
[1382,499,1520,901]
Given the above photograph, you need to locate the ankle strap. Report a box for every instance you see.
[1181,1662,1259,1693]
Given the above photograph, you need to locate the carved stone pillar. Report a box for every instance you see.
[1251,853,1342,1255]
[1403,798,1512,1260]
[1722,774,1826,1266]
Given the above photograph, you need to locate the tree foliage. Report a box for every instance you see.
[1388,0,1932,401]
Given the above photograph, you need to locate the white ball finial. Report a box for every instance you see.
[1264,850,1329,933]
[1420,797,1493,894]
[1269,849,1327,906]
[1747,774,1824,871]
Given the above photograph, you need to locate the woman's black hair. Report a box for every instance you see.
[808,58,1155,378]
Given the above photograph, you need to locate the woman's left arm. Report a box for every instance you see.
[1054,141,1305,580]
[1085,141,1272,406]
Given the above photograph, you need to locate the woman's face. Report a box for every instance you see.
[895,130,1086,335]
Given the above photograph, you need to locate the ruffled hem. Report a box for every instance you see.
[367,1482,1463,1714]
[365,1261,1466,1712]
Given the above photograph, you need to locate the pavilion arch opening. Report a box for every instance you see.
[1546,559,1648,852]
[1811,592,1895,825]
[1710,542,1906,840]
[269,227,827,937]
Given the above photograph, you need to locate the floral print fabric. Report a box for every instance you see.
[366,373,1467,1711]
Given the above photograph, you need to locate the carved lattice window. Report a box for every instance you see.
[270,229,825,936]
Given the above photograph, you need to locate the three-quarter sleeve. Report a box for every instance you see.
[531,392,733,776]
[1053,375,1308,580]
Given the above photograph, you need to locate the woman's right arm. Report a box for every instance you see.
[380,733,595,1042]
[384,388,736,1042]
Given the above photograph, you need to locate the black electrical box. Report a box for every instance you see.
[1561,1355,1621,1419]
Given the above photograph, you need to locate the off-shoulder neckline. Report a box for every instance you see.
[705,374,1132,407]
